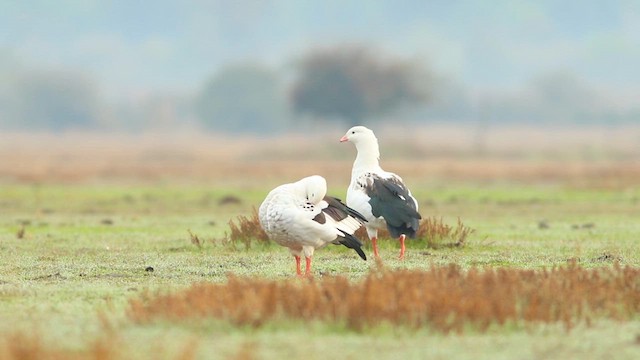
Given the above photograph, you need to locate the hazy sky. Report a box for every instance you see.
[2,0,639,100]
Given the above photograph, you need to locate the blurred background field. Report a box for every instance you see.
[1,124,639,185]
[1,1,640,359]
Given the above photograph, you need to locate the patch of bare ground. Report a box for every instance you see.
[128,263,640,333]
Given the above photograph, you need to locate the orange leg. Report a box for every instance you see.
[371,236,380,258]
[304,256,312,277]
[294,255,302,276]
[398,234,406,260]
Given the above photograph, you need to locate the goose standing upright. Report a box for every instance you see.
[259,175,367,276]
[340,126,421,259]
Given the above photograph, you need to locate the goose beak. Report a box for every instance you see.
[339,135,349,142]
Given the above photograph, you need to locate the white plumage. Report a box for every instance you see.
[259,175,367,276]
[340,126,421,259]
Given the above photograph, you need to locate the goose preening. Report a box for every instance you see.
[340,126,421,259]
[259,175,367,276]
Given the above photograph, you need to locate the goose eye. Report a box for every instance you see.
[351,131,355,134]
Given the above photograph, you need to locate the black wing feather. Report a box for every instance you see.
[323,196,368,223]
[365,174,421,238]
[334,230,367,261]
[319,196,367,260]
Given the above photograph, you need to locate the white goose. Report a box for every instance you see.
[259,175,367,276]
[340,126,421,259]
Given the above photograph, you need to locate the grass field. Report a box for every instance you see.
[1,129,639,359]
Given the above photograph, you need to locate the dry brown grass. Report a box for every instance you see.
[0,332,118,360]
[224,207,270,249]
[0,333,202,360]
[418,217,474,248]
[127,263,640,333]
[188,229,204,248]
[355,216,474,249]
[222,208,472,250]
[185,208,269,250]
[16,225,26,239]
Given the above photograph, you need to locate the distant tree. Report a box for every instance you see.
[14,70,101,131]
[195,64,289,133]
[0,51,23,129]
[290,46,431,125]
[528,71,600,123]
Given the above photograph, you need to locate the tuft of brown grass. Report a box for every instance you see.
[0,332,119,360]
[228,341,258,360]
[188,230,203,248]
[1,333,47,360]
[355,216,474,249]
[127,263,640,333]
[0,330,200,360]
[417,217,474,248]
[224,207,270,249]
[16,225,25,239]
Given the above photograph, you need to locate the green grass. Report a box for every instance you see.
[1,181,639,359]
